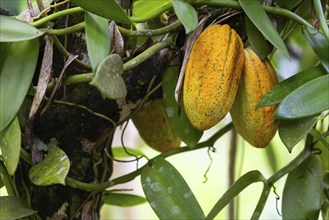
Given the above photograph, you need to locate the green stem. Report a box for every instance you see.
[250,183,271,220]
[51,36,92,71]
[42,22,85,36]
[44,35,174,91]
[118,20,182,37]
[32,7,84,27]
[0,161,16,196]
[313,0,329,42]
[267,145,312,184]
[310,128,329,151]
[20,148,32,165]
[194,0,313,28]
[65,122,234,192]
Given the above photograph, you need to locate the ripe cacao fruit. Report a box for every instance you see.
[183,24,244,130]
[132,99,181,152]
[230,48,278,148]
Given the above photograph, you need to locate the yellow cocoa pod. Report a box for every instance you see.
[230,48,278,148]
[183,24,244,130]
[132,99,181,152]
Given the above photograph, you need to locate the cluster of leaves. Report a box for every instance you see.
[0,0,328,219]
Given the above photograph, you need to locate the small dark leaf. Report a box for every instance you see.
[282,155,323,219]
[245,15,272,60]
[172,0,198,34]
[141,158,205,220]
[0,196,37,219]
[278,116,317,152]
[71,0,132,24]
[89,54,127,99]
[103,193,147,207]
[238,0,289,59]
[303,27,329,73]
[276,74,329,119]
[0,15,44,42]
[258,65,326,108]
[29,139,70,186]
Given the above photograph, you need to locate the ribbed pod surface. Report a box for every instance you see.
[183,24,244,130]
[230,48,278,148]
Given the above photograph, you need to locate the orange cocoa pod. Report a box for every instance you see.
[132,99,181,152]
[230,48,278,148]
[183,24,244,130]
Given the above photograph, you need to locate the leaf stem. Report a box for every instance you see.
[65,123,234,192]
[31,7,84,27]
[313,0,329,42]
[118,20,182,37]
[194,0,312,28]
[41,22,85,36]
[310,128,329,151]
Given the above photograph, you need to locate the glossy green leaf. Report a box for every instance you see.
[303,27,329,73]
[206,170,267,220]
[282,155,323,219]
[0,39,39,132]
[245,15,272,60]
[90,54,127,99]
[132,0,171,22]
[0,15,44,42]
[172,0,198,34]
[85,12,110,71]
[161,67,203,148]
[274,0,302,10]
[71,0,132,24]
[103,193,147,207]
[112,146,144,158]
[258,65,326,108]
[238,0,289,59]
[278,116,317,152]
[276,74,329,119]
[0,196,37,219]
[141,158,205,220]
[29,139,70,186]
[0,117,21,175]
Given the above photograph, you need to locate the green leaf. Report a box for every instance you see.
[71,0,132,24]
[258,65,326,108]
[0,39,39,132]
[276,74,329,119]
[303,27,329,73]
[274,0,302,10]
[245,15,272,60]
[85,12,110,71]
[29,139,70,186]
[0,117,21,175]
[90,54,127,99]
[282,155,323,219]
[322,199,329,220]
[280,1,311,40]
[103,193,147,207]
[112,147,144,158]
[238,0,289,59]
[206,170,267,220]
[161,67,203,148]
[278,116,317,152]
[132,0,171,22]
[0,196,37,219]
[0,15,44,42]
[141,158,205,220]
[172,0,198,34]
